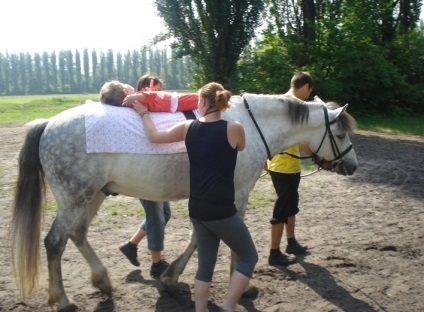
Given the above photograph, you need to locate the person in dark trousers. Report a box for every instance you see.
[267,71,315,267]
[129,82,258,312]
[118,74,170,278]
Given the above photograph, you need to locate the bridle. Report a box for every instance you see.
[243,97,354,173]
[289,105,354,164]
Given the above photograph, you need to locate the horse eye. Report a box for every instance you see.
[337,133,346,139]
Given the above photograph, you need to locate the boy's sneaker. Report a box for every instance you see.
[285,242,308,255]
[119,242,140,267]
[268,250,296,266]
[150,259,169,278]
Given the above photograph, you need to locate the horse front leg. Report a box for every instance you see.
[160,229,197,293]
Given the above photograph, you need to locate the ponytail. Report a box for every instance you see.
[200,82,232,111]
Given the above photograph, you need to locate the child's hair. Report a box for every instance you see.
[99,80,126,106]
[136,74,163,91]
[200,82,232,111]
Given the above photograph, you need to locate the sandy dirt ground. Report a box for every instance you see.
[0,123,423,312]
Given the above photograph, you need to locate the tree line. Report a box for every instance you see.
[155,0,424,116]
[0,48,194,95]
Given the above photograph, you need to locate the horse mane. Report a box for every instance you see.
[282,97,357,134]
[282,97,310,125]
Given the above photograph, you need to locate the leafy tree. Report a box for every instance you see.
[236,35,294,93]
[131,49,140,86]
[50,51,58,93]
[58,51,67,93]
[65,50,75,93]
[83,49,90,93]
[123,51,132,86]
[26,53,34,94]
[42,52,51,94]
[75,50,82,93]
[91,49,99,91]
[10,54,19,94]
[154,0,264,87]
[245,0,424,116]
[106,49,115,80]
[19,53,27,94]
[116,52,123,82]
[99,51,106,88]
[140,49,148,76]
[3,53,11,95]
[0,54,5,94]
[34,53,42,94]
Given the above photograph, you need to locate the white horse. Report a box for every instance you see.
[11,94,357,311]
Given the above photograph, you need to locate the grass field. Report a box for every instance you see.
[0,94,99,123]
[0,94,422,135]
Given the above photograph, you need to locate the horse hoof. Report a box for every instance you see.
[99,284,113,297]
[92,272,112,296]
[160,277,179,294]
[58,302,78,312]
[242,285,259,298]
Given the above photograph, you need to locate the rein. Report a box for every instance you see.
[242,96,272,160]
[243,96,353,176]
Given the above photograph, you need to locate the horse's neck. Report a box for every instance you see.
[242,95,323,156]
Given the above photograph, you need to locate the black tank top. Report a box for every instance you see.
[185,119,238,221]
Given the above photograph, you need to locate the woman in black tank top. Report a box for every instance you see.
[131,82,258,312]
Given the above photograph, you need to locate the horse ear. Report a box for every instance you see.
[331,104,348,120]
[340,104,348,114]
[313,96,325,104]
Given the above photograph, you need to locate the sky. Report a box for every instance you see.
[0,1,423,55]
[0,0,167,54]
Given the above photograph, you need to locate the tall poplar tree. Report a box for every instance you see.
[83,49,90,93]
[34,53,43,93]
[50,51,58,93]
[19,53,27,94]
[42,52,51,94]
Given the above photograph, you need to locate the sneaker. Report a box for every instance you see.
[268,250,296,266]
[285,242,308,255]
[119,242,140,267]
[150,259,169,278]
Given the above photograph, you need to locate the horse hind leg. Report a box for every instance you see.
[44,218,75,310]
[45,191,110,311]
[67,191,112,296]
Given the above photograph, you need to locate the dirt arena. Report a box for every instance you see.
[0,123,423,311]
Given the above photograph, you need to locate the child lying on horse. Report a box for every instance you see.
[99,80,198,112]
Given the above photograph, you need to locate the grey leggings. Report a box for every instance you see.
[191,214,258,282]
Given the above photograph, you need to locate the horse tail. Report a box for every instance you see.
[11,119,49,297]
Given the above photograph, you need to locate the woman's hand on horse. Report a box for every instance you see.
[132,101,148,114]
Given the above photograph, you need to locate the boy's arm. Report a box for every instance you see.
[122,93,147,107]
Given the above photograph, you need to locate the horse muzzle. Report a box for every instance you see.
[333,159,357,176]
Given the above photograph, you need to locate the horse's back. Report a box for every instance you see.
[40,104,191,202]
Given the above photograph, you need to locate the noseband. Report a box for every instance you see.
[243,97,353,166]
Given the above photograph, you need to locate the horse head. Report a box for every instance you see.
[306,98,357,176]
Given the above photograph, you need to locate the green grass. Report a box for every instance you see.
[0,94,98,123]
[357,115,424,136]
[0,94,422,136]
